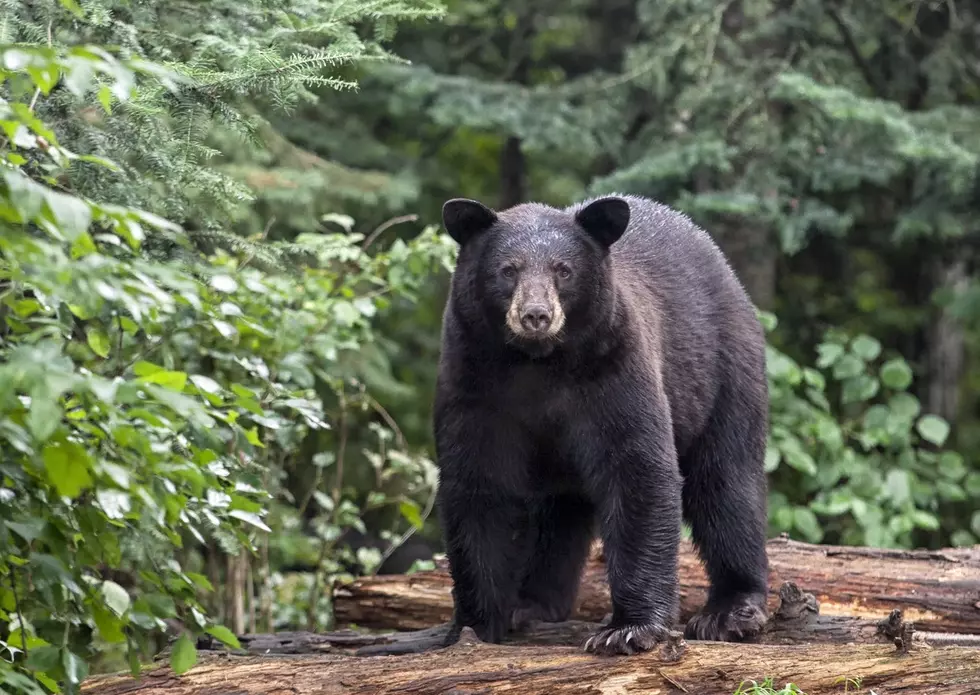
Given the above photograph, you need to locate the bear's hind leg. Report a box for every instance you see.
[510,494,594,630]
[681,383,770,642]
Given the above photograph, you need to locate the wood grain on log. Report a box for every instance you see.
[84,638,980,695]
[333,536,980,634]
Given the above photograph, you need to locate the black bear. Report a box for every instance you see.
[433,193,770,656]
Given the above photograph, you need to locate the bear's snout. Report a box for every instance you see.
[505,278,566,341]
[520,304,552,333]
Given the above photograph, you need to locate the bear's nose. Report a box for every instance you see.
[521,304,552,332]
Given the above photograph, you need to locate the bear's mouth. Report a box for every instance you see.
[506,330,561,358]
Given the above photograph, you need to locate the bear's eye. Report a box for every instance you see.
[501,265,517,280]
[555,264,572,280]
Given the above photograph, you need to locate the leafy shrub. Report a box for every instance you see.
[0,33,450,695]
[763,311,972,548]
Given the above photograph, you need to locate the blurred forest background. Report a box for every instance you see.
[1,0,979,692]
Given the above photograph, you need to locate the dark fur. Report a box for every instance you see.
[433,194,770,656]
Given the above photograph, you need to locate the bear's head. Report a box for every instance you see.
[442,195,631,358]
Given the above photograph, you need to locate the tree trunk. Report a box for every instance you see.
[213,582,980,657]
[226,553,246,636]
[498,136,526,209]
[710,219,778,309]
[333,536,980,634]
[927,255,968,424]
[83,639,980,695]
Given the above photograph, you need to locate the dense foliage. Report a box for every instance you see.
[0,1,448,692]
[1,1,979,693]
[344,0,980,548]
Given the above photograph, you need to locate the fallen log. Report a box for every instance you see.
[85,634,980,695]
[333,536,980,634]
[198,583,911,656]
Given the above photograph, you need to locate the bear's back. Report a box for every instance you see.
[565,194,765,450]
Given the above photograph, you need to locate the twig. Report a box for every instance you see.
[373,482,437,577]
[658,669,689,693]
[359,392,434,575]
[9,569,27,660]
[27,22,53,112]
[826,6,886,97]
[361,215,418,250]
[363,394,407,449]
[116,314,124,356]
[239,216,275,270]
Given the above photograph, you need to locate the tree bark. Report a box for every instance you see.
[926,255,968,423]
[333,536,980,634]
[498,136,527,210]
[710,219,779,309]
[202,583,979,658]
[226,552,246,635]
[84,638,980,695]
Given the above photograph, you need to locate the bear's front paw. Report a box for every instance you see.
[583,621,674,656]
[684,594,768,642]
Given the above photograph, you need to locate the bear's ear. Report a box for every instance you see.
[442,198,498,245]
[574,196,631,248]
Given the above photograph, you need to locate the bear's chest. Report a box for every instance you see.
[493,363,579,438]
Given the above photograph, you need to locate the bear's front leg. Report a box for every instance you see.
[582,418,682,656]
[438,480,527,644]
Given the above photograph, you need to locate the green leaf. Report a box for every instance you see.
[884,469,911,505]
[59,0,84,17]
[205,625,241,650]
[938,452,966,481]
[128,640,141,678]
[862,404,890,431]
[936,480,966,502]
[27,386,61,443]
[98,85,113,113]
[910,510,940,531]
[399,500,424,529]
[170,635,197,675]
[916,415,950,446]
[101,580,130,617]
[190,374,221,394]
[209,275,238,293]
[133,361,164,377]
[880,359,913,390]
[7,518,46,543]
[888,393,921,421]
[815,342,844,368]
[244,427,264,448]
[951,530,976,548]
[964,472,980,498]
[763,447,781,473]
[779,437,817,477]
[793,507,823,543]
[43,440,93,499]
[186,573,214,591]
[850,335,881,361]
[26,646,61,673]
[86,327,111,358]
[841,375,879,404]
[36,672,61,693]
[228,510,271,532]
[92,605,126,643]
[43,190,92,241]
[62,649,88,685]
[138,369,188,391]
[832,354,864,380]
